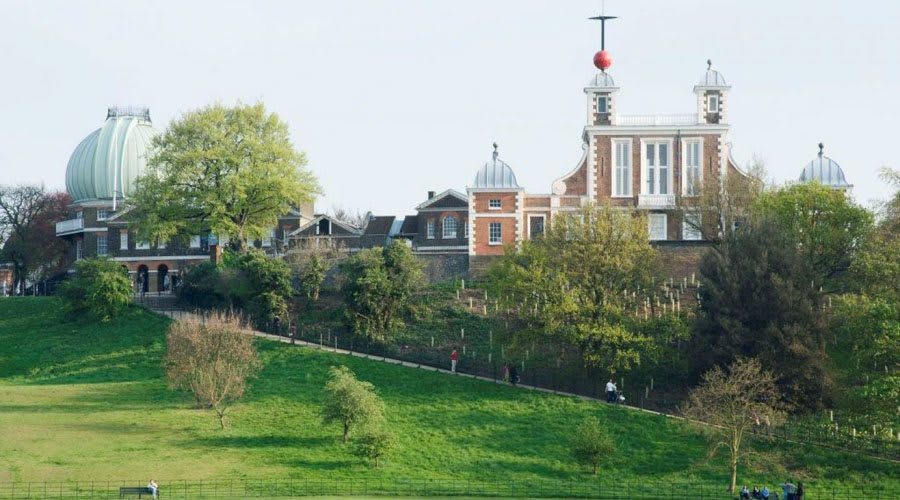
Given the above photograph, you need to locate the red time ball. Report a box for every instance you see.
[594,50,612,71]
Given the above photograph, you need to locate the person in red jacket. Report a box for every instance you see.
[450,349,459,373]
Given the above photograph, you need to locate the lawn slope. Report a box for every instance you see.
[0,298,895,491]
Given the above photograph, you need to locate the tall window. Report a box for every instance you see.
[463,220,469,238]
[262,228,275,247]
[648,214,667,241]
[707,94,719,113]
[96,210,113,221]
[75,239,83,260]
[190,235,201,248]
[643,141,671,195]
[683,140,702,196]
[683,213,702,241]
[136,241,150,250]
[529,216,545,239]
[488,199,501,209]
[120,231,128,250]
[442,216,457,238]
[596,95,609,114]
[489,222,502,244]
[97,235,108,256]
[426,220,435,239]
[612,139,632,197]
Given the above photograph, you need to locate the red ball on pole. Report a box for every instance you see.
[594,50,612,71]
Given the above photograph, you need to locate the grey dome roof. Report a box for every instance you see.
[471,145,520,189]
[799,144,851,189]
[586,72,617,89]
[694,60,729,89]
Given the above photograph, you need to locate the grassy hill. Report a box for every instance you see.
[0,298,896,497]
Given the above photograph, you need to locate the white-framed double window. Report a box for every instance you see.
[648,213,667,241]
[426,220,435,239]
[611,138,632,197]
[261,228,275,247]
[682,213,702,241]
[488,199,501,210]
[442,216,457,239]
[190,235,201,248]
[641,139,673,195]
[707,94,720,113]
[75,239,83,260]
[136,241,150,250]
[96,234,108,256]
[96,210,113,221]
[120,231,128,250]
[488,222,502,245]
[682,139,703,197]
[596,95,609,114]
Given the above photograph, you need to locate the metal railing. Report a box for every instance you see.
[0,478,895,499]
[55,218,84,236]
[637,194,677,209]
[615,114,699,127]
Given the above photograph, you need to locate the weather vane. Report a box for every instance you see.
[589,2,616,72]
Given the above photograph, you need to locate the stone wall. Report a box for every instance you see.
[653,241,712,280]
[415,252,469,283]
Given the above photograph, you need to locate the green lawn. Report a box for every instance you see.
[0,298,896,496]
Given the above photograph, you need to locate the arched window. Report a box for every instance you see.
[442,216,457,239]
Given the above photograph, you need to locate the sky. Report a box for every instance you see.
[0,0,898,215]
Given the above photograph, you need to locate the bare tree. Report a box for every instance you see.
[285,238,347,301]
[165,312,261,428]
[681,358,786,493]
[329,205,369,228]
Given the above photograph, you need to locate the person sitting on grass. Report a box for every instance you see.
[761,486,770,500]
[740,485,751,499]
[752,486,761,499]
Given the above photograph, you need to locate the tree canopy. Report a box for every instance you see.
[322,365,385,443]
[0,186,70,292]
[130,102,320,251]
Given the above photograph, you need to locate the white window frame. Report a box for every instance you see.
[596,95,609,114]
[262,228,275,247]
[648,213,668,241]
[488,222,502,245]
[136,241,150,250]
[611,138,633,198]
[426,220,435,239]
[76,211,83,220]
[157,239,166,249]
[96,210,112,221]
[682,213,702,241]
[441,216,457,239]
[120,231,128,251]
[707,94,719,113]
[488,199,502,210]
[463,220,469,239]
[640,138,674,196]
[96,234,108,256]
[190,235,201,248]
[681,138,704,197]
[527,214,546,240]
[75,239,83,260]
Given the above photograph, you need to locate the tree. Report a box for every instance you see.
[340,241,425,340]
[299,253,327,301]
[681,358,786,494]
[286,237,345,302]
[233,250,293,326]
[329,206,369,228]
[130,102,320,251]
[0,186,70,293]
[59,258,133,321]
[322,365,385,443]
[353,427,397,467]
[693,219,830,409]
[487,204,659,375]
[850,167,900,301]
[754,182,873,293]
[571,417,615,475]
[165,312,261,428]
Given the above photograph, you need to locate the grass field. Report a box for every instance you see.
[0,298,896,495]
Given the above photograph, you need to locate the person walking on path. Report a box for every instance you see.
[450,349,459,373]
[605,379,617,403]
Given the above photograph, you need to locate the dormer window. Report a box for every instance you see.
[707,94,719,113]
[596,95,609,114]
[488,199,501,210]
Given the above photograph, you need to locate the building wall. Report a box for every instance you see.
[415,253,469,283]
[416,209,468,249]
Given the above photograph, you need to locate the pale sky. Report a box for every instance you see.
[1,0,897,215]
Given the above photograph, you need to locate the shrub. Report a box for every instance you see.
[353,427,397,467]
[571,417,615,475]
[59,258,132,321]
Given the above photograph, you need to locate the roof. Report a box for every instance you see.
[415,189,468,211]
[694,61,730,90]
[65,107,158,203]
[585,72,617,89]
[799,144,851,189]
[363,216,396,235]
[399,215,418,235]
[289,214,363,237]
[470,145,521,189]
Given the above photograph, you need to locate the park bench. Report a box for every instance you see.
[118,486,158,498]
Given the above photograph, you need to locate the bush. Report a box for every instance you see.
[571,417,615,475]
[353,427,397,467]
[59,258,132,321]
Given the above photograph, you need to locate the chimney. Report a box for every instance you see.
[427,191,436,199]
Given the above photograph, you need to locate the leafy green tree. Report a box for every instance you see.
[850,168,900,301]
[300,253,327,301]
[754,182,872,292]
[322,366,385,443]
[681,358,785,494]
[353,427,397,467]
[234,250,292,325]
[130,102,320,251]
[340,241,425,340]
[693,219,830,409]
[571,417,615,475]
[59,258,132,321]
[487,204,658,375]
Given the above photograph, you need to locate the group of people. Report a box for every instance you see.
[448,349,519,385]
[739,480,804,500]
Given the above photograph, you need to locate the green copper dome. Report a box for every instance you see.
[65,107,158,203]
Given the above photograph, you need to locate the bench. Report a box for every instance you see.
[119,486,158,498]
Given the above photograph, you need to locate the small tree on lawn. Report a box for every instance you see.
[571,417,615,475]
[353,427,397,467]
[59,258,132,321]
[165,312,261,428]
[322,365,384,443]
[681,358,786,494]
